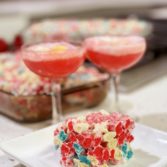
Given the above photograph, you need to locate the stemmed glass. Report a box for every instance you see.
[84,36,146,113]
[21,42,84,122]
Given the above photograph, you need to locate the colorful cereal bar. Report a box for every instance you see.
[54,111,135,167]
[24,19,152,44]
[0,54,108,96]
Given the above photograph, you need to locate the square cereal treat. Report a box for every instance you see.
[54,111,135,167]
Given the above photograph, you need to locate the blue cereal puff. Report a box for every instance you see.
[78,155,91,166]
[122,143,128,154]
[127,150,133,159]
[58,130,68,142]
[73,143,84,155]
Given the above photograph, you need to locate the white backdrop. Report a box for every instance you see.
[0,0,167,17]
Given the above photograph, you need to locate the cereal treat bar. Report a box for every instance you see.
[54,111,135,167]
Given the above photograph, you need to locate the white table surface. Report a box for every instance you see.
[1,57,167,166]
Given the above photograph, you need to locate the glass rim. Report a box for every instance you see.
[84,35,146,53]
[21,41,83,55]
[84,34,146,40]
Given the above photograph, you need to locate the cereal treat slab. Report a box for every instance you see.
[24,19,152,44]
[54,111,135,167]
[0,55,108,96]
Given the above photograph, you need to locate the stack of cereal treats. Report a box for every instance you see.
[54,111,135,167]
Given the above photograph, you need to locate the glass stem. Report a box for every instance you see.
[51,81,63,122]
[112,73,120,112]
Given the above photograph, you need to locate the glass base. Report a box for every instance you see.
[110,99,133,113]
[108,98,139,121]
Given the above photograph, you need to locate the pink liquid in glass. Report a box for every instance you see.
[84,36,146,73]
[22,42,84,78]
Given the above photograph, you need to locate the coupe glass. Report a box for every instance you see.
[21,42,84,122]
[84,36,146,113]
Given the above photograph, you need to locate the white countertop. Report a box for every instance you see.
[0,56,167,166]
